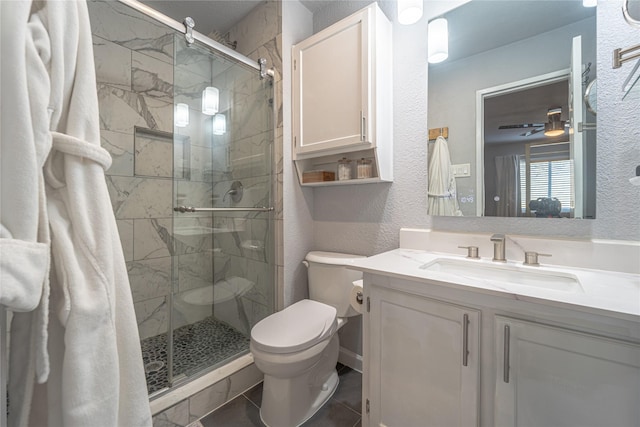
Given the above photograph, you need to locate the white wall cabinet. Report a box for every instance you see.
[291,3,392,186]
[495,316,640,427]
[361,274,640,427]
[366,284,480,427]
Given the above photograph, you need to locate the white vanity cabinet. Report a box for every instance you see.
[365,283,480,427]
[495,316,640,427]
[360,273,640,427]
[291,3,392,185]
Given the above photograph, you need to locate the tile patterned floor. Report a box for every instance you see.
[142,316,249,394]
[198,364,362,427]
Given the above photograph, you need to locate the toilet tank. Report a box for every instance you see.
[305,251,365,317]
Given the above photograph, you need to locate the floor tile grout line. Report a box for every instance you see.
[331,398,362,417]
[242,392,261,410]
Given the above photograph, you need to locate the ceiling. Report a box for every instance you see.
[484,80,569,146]
[140,0,263,35]
[444,1,595,64]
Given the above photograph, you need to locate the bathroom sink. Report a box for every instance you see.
[420,258,583,293]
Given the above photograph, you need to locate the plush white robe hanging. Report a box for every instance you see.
[2,1,152,426]
[428,136,463,216]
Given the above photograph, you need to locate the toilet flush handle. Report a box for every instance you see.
[302,260,309,268]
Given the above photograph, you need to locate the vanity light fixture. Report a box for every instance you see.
[428,18,449,64]
[175,103,189,127]
[398,0,423,25]
[202,86,220,115]
[583,0,597,7]
[212,113,226,135]
[544,108,566,137]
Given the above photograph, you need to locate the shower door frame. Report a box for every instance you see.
[110,0,276,398]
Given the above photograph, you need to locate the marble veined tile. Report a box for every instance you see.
[132,51,174,103]
[175,44,214,80]
[135,131,173,178]
[128,257,171,302]
[92,35,131,90]
[98,84,172,134]
[229,90,271,143]
[177,252,213,293]
[101,130,133,176]
[176,181,214,218]
[174,68,212,112]
[228,0,279,58]
[88,0,174,64]
[189,364,262,422]
[173,217,214,256]
[134,218,173,260]
[116,219,134,262]
[153,399,189,427]
[135,295,169,340]
[106,176,172,219]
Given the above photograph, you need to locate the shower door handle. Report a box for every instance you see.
[174,206,274,213]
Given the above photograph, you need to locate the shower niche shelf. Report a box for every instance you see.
[291,2,392,187]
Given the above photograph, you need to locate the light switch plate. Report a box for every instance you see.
[451,163,471,177]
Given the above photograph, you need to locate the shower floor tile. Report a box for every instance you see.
[141,316,249,394]
[199,364,362,427]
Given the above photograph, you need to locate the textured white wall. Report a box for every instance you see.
[307,0,640,259]
[282,0,315,307]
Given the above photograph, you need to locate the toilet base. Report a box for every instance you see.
[260,370,339,427]
[258,334,340,427]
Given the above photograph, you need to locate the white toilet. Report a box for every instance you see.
[250,251,365,427]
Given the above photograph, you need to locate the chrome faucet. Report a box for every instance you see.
[490,233,506,262]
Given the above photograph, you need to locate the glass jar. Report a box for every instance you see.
[337,157,352,180]
[356,158,373,179]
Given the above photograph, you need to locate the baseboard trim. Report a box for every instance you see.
[338,346,362,373]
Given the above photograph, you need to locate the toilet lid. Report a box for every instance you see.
[251,300,337,354]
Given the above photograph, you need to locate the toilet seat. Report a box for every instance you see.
[251,300,337,354]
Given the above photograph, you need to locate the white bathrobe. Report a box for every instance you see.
[2,1,152,426]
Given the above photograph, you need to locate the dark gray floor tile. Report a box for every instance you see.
[303,399,361,427]
[199,396,264,427]
[332,368,362,414]
[243,382,264,408]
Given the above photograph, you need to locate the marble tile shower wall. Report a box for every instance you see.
[227,0,284,310]
[90,0,175,341]
[88,0,276,343]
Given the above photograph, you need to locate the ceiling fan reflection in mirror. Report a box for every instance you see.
[499,107,568,137]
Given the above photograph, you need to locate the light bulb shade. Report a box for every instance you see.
[544,121,566,136]
[175,103,189,127]
[202,86,219,115]
[583,0,597,7]
[398,0,423,25]
[212,113,226,135]
[428,18,449,64]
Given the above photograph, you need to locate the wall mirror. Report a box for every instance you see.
[428,0,597,219]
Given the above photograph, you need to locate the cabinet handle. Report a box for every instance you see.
[503,325,510,383]
[462,313,469,367]
[361,111,366,141]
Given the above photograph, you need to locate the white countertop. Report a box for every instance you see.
[349,248,640,321]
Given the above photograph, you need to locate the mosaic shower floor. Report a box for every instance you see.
[141,316,250,394]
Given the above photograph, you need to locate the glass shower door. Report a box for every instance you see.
[169,36,274,383]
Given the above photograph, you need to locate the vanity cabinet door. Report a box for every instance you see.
[366,284,480,427]
[495,316,640,427]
